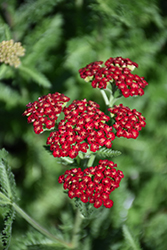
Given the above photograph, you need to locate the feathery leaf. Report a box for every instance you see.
[96,147,122,158]
[122,225,142,250]
[19,65,51,88]
[0,149,17,202]
[11,230,66,250]
[0,149,17,250]
[0,205,15,250]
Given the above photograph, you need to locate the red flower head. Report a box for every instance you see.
[47,99,115,158]
[58,160,124,208]
[79,57,148,97]
[23,92,70,134]
[108,104,146,139]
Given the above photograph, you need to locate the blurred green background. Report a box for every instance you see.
[0,0,167,249]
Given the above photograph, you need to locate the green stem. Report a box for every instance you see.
[61,156,74,164]
[109,96,122,107]
[105,88,113,95]
[100,89,109,105]
[12,202,73,249]
[122,225,141,250]
[71,208,83,248]
[109,94,114,107]
[0,191,11,205]
[0,64,8,79]
[87,154,96,167]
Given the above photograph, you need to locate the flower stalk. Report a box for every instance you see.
[0,191,12,205]
[100,89,109,105]
[71,208,83,248]
[12,202,73,249]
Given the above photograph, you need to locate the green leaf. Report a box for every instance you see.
[0,65,8,80]
[19,65,51,88]
[15,0,64,26]
[0,148,9,160]
[25,246,65,250]
[0,82,22,108]
[23,15,63,67]
[0,149,17,203]
[0,205,15,250]
[0,192,11,206]
[122,225,142,250]
[11,230,66,250]
[44,146,75,165]
[96,147,122,158]
[58,157,75,165]
[0,149,18,249]
[0,23,12,41]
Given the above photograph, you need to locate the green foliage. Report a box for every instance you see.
[19,65,51,88]
[22,14,63,71]
[0,149,17,203]
[0,205,15,250]
[122,225,141,250]
[0,23,12,41]
[0,149,18,250]
[0,0,167,249]
[15,0,64,27]
[10,230,66,250]
[75,199,104,218]
[144,213,167,250]
[96,147,122,158]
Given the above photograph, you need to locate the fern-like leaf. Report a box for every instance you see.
[23,15,63,67]
[26,246,65,250]
[19,65,51,88]
[0,148,18,250]
[96,147,122,158]
[16,0,64,26]
[44,146,75,166]
[57,157,76,166]
[122,225,142,250]
[0,23,12,41]
[0,82,23,108]
[0,205,15,250]
[11,230,65,250]
[0,149,17,202]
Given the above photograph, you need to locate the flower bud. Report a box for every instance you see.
[0,39,25,68]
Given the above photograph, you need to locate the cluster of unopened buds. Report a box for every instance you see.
[23,56,148,210]
[0,39,25,67]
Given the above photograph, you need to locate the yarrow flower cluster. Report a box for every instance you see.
[108,104,146,139]
[0,39,25,67]
[58,160,124,208]
[79,56,148,97]
[23,56,148,210]
[23,92,70,134]
[46,99,115,158]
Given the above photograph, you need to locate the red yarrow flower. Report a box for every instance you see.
[23,92,70,134]
[108,104,146,139]
[47,99,115,158]
[79,56,148,97]
[58,160,124,208]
